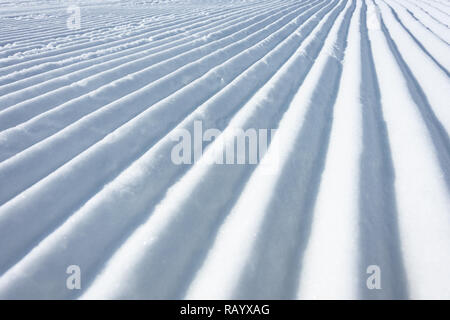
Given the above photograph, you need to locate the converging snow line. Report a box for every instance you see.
[0,0,449,300]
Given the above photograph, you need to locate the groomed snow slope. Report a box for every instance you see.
[0,0,449,299]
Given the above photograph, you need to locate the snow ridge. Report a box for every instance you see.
[0,0,449,299]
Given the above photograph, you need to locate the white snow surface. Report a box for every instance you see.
[0,0,449,299]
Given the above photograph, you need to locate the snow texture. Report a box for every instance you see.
[0,0,449,299]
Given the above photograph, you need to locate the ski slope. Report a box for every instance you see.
[0,0,449,299]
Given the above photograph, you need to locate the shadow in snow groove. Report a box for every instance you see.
[0,0,331,299]
[379,10,450,191]
[80,0,343,300]
[234,0,356,300]
[75,1,335,300]
[399,4,450,44]
[358,0,408,300]
[385,2,449,77]
[0,0,327,279]
[85,0,343,300]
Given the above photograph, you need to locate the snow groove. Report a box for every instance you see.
[0,0,449,299]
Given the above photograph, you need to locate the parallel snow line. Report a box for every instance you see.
[0,14,138,45]
[79,0,348,300]
[406,0,450,24]
[296,0,362,300]
[0,11,178,57]
[0,1,284,84]
[0,8,208,40]
[1,0,447,301]
[0,0,301,108]
[223,0,354,300]
[0,15,200,67]
[377,0,450,187]
[0,37,151,88]
[0,8,202,55]
[187,0,355,300]
[395,0,450,42]
[0,2,288,89]
[428,0,450,8]
[0,4,267,75]
[0,0,331,278]
[0,5,241,58]
[0,14,204,81]
[0,3,293,111]
[356,0,408,299]
[388,0,450,70]
[418,0,450,15]
[0,7,165,42]
[0,0,319,161]
[404,0,450,28]
[0,2,282,60]
[368,0,450,299]
[0,3,259,72]
[424,0,450,8]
